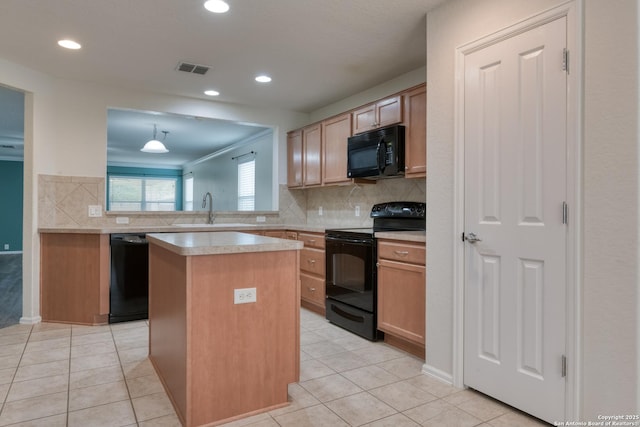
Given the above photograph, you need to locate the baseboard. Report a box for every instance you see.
[422,363,454,385]
[19,316,41,325]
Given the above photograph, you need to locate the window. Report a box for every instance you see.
[108,176,178,211]
[184,176,194,211]
[237,159,255,211]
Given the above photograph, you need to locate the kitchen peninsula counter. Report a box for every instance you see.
[147,231,302,426]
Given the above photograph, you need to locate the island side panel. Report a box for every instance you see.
[187,250,300,426]
[148,243,189,425]
[40,233,109,325]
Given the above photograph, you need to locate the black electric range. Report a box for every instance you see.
[324,201,425,340]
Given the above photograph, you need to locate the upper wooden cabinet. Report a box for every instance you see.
[352,95,403,135]
[303,123,322,187]
[287,130,303,188]
[403,84,427,178]
[322,113,352,185]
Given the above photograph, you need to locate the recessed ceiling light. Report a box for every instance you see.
[204,0,229,13]
[204,90,220,96]
[57,39,81,50]
[255,75,272,83]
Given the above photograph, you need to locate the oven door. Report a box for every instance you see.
[325,235,376,313]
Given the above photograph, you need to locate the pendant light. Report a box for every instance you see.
[141,124,169,153]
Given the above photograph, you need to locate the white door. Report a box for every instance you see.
[463,16,567,423]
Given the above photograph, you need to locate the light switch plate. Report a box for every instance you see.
[116,216,129,224]
[256,216,266,223]
[234,287,257,304]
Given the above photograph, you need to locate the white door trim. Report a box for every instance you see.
[452,1,582,420]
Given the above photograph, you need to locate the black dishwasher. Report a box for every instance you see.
[109,233,149,323]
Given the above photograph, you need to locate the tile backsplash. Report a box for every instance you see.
[38,174,425,229]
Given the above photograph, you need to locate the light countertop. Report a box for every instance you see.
[375,230,426,243]
[146,231,303,256]
[38,224,326,234]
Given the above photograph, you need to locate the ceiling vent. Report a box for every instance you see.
[176,61,210,75]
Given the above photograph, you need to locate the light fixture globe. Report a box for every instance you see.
[204,0,229,13]
[141,125,169,153]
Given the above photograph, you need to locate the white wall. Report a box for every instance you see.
[426,0,639,420]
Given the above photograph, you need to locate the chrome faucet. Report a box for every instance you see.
[202,192,214,224]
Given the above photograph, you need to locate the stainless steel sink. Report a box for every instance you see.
[173,223,253,228]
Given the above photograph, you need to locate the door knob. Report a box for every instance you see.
[464,232,482,243]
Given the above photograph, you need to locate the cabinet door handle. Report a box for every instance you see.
[307,259,316,264]
[307,239,316,244]
[309,287,316,292]
[394,250,410,256]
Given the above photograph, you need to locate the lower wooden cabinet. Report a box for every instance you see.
[298,232,325,314]
[377,239,425,358]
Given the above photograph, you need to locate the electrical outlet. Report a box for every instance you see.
[88,205,103,217]
[355,205,360,217]
[3,244,8,250]
[234,287,257,304]
[256,216,266,223]
[318,206,323,216]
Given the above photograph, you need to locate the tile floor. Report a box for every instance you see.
[0,308,549,427]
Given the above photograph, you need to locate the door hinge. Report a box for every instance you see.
[562,202,568,225]
[562,48,570,74]
[561,355,567,377]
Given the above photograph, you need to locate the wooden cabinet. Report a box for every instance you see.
[303,123,322,187]
[322,113,352,185]
[40,233,110,325]
[352,95,402,135]
[287,130,303,188]
[298,232,325,314]
[403,84,427,178]
[377,239,425,358]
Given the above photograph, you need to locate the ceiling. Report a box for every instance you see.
[0,0,445,165]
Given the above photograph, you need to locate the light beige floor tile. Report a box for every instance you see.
[404,374,460,398]
[301,341,347,358]
[70,340,116,358]
[5,374,68,402]
[268,383,320,417]
[111,327,148,343]
[299,350,313,362]
[138,413,183,427]
[121,359,156,380]
[455,393,512,421]
[24,337,70,353]
[376,355,424,379]
[1,413,67,426]
[299,359,336,382]
[0,334,29,347]
[0,391,67,426]
[0,343,25,358]
[299,318,331,331]
[312,325,356,341]
[131,391,176,422]
[27,329,70,343]
[70,331,113,347]
[30,323,70,332]
[369,381,438,411]
[421,407,483,427]
[351,344,406,364]
[0,383,8,402]
[0,354,20,370]
[341,365,401,390]
[69,351,119,373]
[68,380,130,411]
[487,410,550,427]
[330,334,375,351]
[403,398,456,424]
[443,389,480,406]
[0,325,32,337]
[361,413,421,427]
[117,346,148,364]
[317,351,372,372]
[325,392,397,426]
[110,320,148,331]
[126,373,164,398]
[69,364,124,389]
[67,400,136,427]
[0,367,15,385]
[273,404,350,427]
[220,412,274,427]
[300,330,325,346]
[13,360,69,382]
[300,373,363,402]
[113,336,148,351]
[71,324,112,336]
[18,347,69,367]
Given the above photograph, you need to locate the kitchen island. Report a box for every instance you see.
[146,231,303,427]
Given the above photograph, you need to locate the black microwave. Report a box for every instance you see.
[347,125,405,179]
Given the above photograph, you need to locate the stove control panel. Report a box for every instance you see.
[370,201,426,218]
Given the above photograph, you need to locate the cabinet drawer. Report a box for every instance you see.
[300,273,325,306]
[300,248,325,276]
[298,232,325,249]
[378,240,425,265]
[285,231,298,240]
